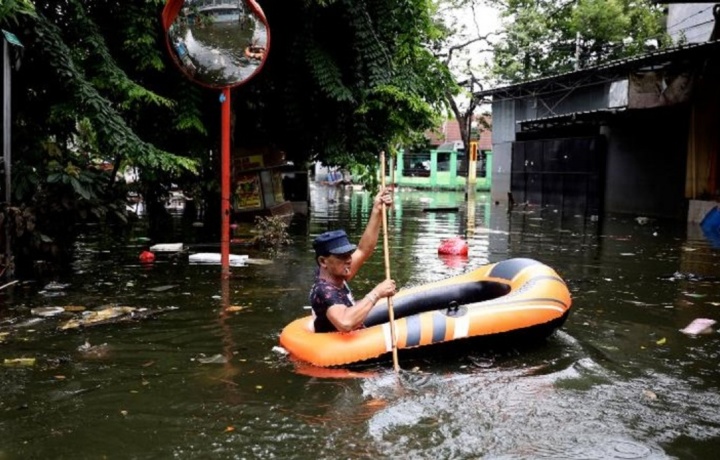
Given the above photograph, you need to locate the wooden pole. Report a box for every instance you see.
[380,151,400,372]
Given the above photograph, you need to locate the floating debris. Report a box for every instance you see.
[147,285,178,293]
[623,300,656,307]
[245,258,273,266]
[643,389,658,401]
[3,357,36,367]
[30,306,66,317]
[0,280,19,291]
[60,306,136,330]
[43,282,70,290]
[189,253,248,267]
[77,340,111,359]
[680,318,716,335]
[38,291,67,298]
[662,272,703,282]
[59,306,177,330]
[271,346,288,356]
[149,243,184,252]
[196,354,227,364]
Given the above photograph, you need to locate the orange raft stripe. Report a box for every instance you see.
[279,258,572,367]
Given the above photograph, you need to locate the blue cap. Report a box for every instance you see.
[313,230,357,256]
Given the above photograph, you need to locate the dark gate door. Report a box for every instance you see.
[511,136,605,214]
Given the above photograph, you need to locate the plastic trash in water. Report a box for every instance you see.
[679,318,716,335]
[149,243,184,252]
[188,253,249,267]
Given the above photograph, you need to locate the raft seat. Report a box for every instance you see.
[364,281,511,327]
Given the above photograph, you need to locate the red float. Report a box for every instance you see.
[438,237,468,256]
[139,250,155,263]
[439,254,469,269]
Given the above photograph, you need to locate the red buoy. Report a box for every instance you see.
[438,237,468,256]
[139,250,155,263]
[439,254,468,268]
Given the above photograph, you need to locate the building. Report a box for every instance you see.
[313,116,494,192]
[476,6,720,219]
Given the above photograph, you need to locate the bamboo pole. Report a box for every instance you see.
[380,151,400,372]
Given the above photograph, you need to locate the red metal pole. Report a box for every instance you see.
[221,87,231,278]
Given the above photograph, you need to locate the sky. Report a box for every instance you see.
[451,3,502,71]
[440,2,503,110]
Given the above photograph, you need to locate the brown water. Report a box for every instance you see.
[1,185,720,459]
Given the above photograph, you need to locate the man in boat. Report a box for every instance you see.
[309,188,396,333]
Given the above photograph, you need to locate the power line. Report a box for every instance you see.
[667,6,714,32]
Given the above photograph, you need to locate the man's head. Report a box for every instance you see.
[313,230,357,263]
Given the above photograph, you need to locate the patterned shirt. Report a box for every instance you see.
[309,278,355,333]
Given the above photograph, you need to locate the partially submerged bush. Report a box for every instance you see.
[253,216,292,257]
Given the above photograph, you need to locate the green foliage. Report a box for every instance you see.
[256,0,453,169]
[0,0,214,276]
[1,0,456,275]
[0,0,35,24]
[490,0,669,83]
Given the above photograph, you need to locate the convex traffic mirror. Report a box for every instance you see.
[162,0,270,88]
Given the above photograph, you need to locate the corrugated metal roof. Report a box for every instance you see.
[517,107,628,125]
[475,39,720,99]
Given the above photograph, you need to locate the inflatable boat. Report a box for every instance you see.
[279,258,572,367]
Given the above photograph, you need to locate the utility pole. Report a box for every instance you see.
[2,30,23,280]
[575,31,581,70]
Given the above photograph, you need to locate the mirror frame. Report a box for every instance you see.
[161,0,271,89]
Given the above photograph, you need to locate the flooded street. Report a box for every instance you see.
[1,185,720,459]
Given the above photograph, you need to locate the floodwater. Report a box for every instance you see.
[1,185,720,459]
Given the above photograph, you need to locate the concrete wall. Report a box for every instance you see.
[490,99,517,203]
[603,107,690,218]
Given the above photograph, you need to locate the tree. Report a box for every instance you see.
[2,0,206,276]
[247,0,455,177]
[1,0,458,276]
[428,1,498,187]
[489,0,669,84]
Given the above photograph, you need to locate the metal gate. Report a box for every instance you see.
[511,136,605,214]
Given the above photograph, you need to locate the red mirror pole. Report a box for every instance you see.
[221,88,231,277]
[162,0,270,277]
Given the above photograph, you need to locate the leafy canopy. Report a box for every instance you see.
[489,0,668,83]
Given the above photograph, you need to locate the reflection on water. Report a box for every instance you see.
[168,0,268,86]
[1,184,720,458]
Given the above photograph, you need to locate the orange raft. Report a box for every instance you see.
[279,258,572,367]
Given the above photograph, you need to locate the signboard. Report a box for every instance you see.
[234,173,262,210]
[239,154,264,170]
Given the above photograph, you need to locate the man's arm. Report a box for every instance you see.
[326,279,396,332]
[346,187,392,280]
